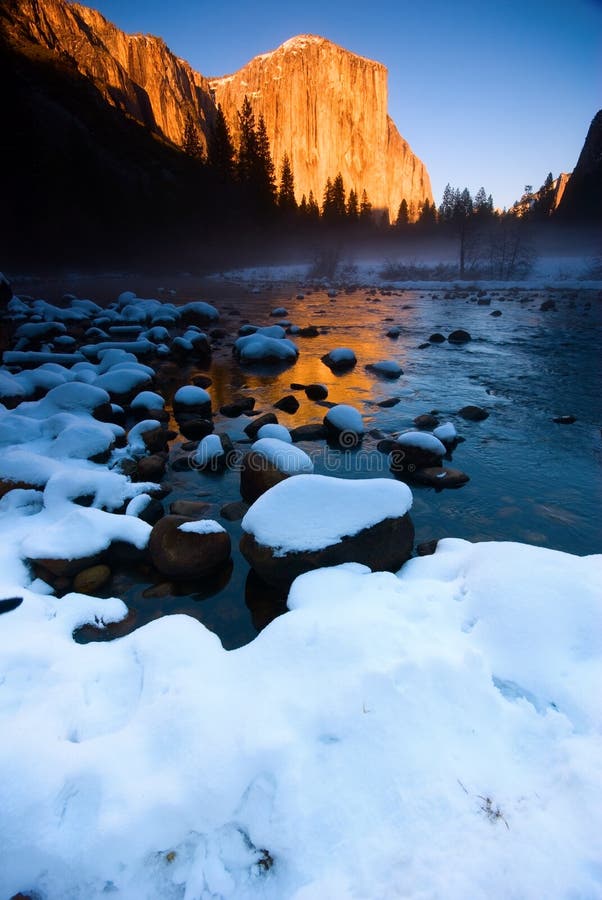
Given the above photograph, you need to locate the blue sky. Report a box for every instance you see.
[91,0,601,209]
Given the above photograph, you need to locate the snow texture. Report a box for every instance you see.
[178,519,226,535]
[1,538,599,899]
[250,438,314,475]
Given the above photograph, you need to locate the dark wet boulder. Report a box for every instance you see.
[409,467,470,489]
[149,515,231,579]
[377,397,401,408]
[290,423,328,442]
[298,325,320,337]
[135,454,167,482]
[244,413,278,440]
[428,333,446,343]
[448,329,472,344]
[220,397,255,418]
[414,413,440,429]
[540,299,556,311]
[457,405,489,421]
[416,539,440,556]
[177,417,214,441]
[553,415,576,424]
[169,500,212,518]
[305,383,329,401]
[274,394,300,414]
[220,500,250,521]
[490,310,502,317]
[73,565,112,595]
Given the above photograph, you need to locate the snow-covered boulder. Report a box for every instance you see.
[191,434,227,471]
[321,347,357,371]
[365,360,403,379]
[234,334,299,364]
[240,438,314,504]
[148,515,231,578]
[391,431,447,470]
[173,385,212,419]
[324,404,364,447]
[256,423,292,443]
[433,421,459,448]
[240,474,414,588]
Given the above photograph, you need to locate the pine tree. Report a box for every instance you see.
[347,188,359,222]
[299,194,308,217]
[183,112,203,159]
[307,190,320,220]
[278,152,297,213]
[395,198,409,227]
[255,115,276,211]
[322,177,334,219]
[207,104,235,181]
[237,96,258,186]
[359,189,372,224]
[332,173,346,219]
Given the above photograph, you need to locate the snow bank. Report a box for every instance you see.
[242,474,412,553]
[0,538,599,899]
[256,423,292,443]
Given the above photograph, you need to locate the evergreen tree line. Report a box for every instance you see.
[182,99,376,226]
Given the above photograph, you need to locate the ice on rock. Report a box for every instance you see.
[250,438,314,475]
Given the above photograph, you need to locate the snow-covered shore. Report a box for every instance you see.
[1,283,601,899]
[1,536,601,899]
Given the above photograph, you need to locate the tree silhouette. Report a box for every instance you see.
[207,104,235,182]
[395,198,409,227]
[307,189,320,220]
[347,188,359,222]
[183,112,203,159]
[278,152,297,214]
[255,114,276,212]
[237,96,258,187]
[359,189,372,224]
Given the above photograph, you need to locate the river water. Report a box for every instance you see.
[74,281,601,648]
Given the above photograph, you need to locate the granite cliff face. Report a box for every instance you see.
[211,36,432,220]
[4,0,215,148]
[4,2,432,221]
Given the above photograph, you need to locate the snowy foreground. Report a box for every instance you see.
[1,534,601,898]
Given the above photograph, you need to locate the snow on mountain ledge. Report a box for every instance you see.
[0,538,600,899]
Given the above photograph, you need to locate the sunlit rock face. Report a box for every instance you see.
[10,3,432,222]
[211,35,433,221]
[12,0,215,149]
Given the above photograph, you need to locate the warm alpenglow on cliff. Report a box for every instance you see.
[2,0,431,222]
[210,35,432,219]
